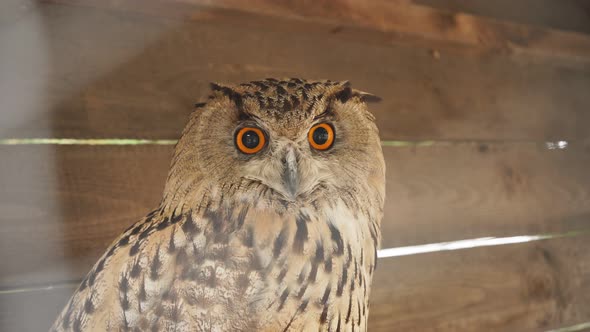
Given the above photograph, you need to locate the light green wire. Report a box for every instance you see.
[0,138,178,145]
[0,138,445,147]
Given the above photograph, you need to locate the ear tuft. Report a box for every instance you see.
[333,85,381,104]
[209,82,233,94]
[209,82,243,109]
[354,89,381,103]
[334,86,353,103]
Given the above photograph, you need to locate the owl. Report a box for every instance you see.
[51,78,386,332]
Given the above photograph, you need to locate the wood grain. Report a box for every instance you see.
[1,144,589,288]
[369,234,590,331]
[414,0,590,34]
[0,145,171,288]
[382,142,590,247]
[3,4,590,140]
[46,0,590,60]
[2,236,589,331]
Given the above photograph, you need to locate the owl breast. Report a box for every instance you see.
[217,196,381,332]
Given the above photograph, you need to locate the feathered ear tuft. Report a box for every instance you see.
[353,89,381,103]
[333,82,381,103]
[209,82,235,95]
[334,86,353,103]
[209,82,243,109]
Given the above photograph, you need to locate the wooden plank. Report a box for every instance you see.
[414,0,590,34]
[2,236,589,331]
[381,142,590,247]
[1,143,590,288]
[369,235,590,331]
[3,4,590,140]
[0,145,171,288]
[47,0,590,60]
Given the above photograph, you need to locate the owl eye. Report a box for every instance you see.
[308,123,335,151]
[235,127,266,154]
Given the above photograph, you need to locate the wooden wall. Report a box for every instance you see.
[1,1,590,331]
[416,0,590,34]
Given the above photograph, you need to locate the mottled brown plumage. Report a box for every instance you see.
[51,78,385,331]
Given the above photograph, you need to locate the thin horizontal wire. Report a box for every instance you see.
[0,281,80,295]
[377,230,588,258]
[0,138,573,149]
[1,230,587,296]
[547,322,590,332]
[0,138,435,146]
[0,138,178,145]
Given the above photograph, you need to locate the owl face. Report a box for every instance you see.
[167,78,384,208]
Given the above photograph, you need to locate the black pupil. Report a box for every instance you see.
[242,130,260,149]
[313,127,329,145]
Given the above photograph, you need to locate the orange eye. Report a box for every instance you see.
[235,127,266,154]
[308,123,335,151]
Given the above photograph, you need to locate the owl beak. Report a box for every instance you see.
[281,146,299,200]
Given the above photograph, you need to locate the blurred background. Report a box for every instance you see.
[1,1,590,331]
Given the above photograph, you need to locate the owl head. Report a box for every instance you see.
[163,78,385,213]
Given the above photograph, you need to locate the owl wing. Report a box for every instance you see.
[51,209,258,332]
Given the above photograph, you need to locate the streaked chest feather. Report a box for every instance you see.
[52,198,379,332]
[244,201,380,331]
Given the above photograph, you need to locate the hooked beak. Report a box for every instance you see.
[281,146,299,200]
